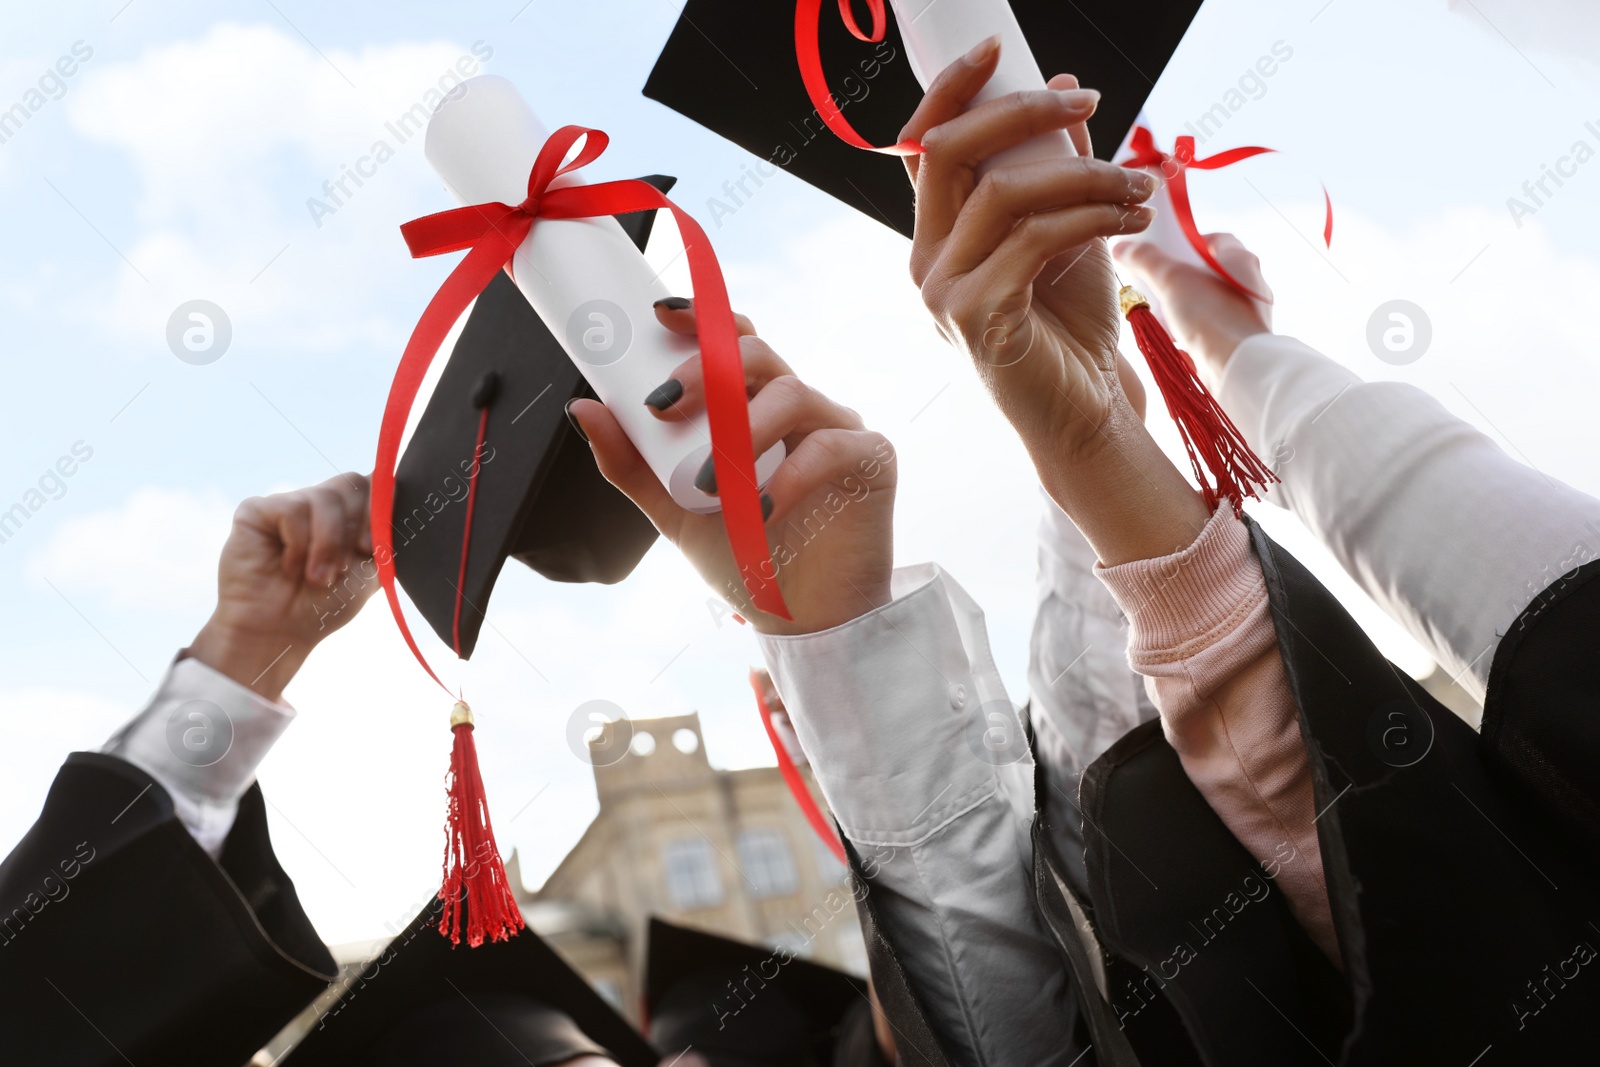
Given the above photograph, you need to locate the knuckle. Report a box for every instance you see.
[857,429,892,460]
[917,264,950,311]
[738,334,777,365]
[971,169,1007,209]
[767,373,809,407]
[919,124,952,158]
[1003,92,1036,121]
[309,485,343,515]
[1016,212,1052,242]
[808,427,853,460]
[1065,155,1099,179]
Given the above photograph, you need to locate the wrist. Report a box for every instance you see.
[1036,401,1211,567]
[1033,388,1144,485]
[188,617,308,703]
[749,584,895,637]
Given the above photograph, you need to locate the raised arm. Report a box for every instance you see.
[898,43,1209,567]
[1117,235,1600,702]
[102,473,377,855]
[900,46,1337,964]
[574,301,1080,1066]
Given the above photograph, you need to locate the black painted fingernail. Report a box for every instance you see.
[695,456,717,495]
[760,493,774,521]
[644,378,684,410]
[654,296,691,311]
[564,399,589,444]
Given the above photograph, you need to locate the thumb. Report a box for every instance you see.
[1113,238,1186,297]
[566,399,683,541]
[1204,232,1273,305]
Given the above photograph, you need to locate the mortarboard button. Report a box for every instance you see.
[390,176,678,659]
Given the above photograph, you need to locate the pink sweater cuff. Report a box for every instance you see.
[1094,506,1340,966]
[1095,504,1263,658]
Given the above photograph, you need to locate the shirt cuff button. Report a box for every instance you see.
[949,683,967,710]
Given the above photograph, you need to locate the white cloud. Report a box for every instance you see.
[63,24,497,355]
[27,486,234,615]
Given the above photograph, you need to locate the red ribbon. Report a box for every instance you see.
[751,669,847,864]
[372,125,789,690]
[795,0,923,155]
[1120,127,1333,301]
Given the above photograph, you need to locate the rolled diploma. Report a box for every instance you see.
[1110,114,1208,328]
[888,0,1075,170]
[424,75,783,515]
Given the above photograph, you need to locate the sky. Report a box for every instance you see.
[1,0,1597,946]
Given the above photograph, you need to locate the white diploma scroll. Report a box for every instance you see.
[425,76,783,514]
[888,0,1075,170]
[1112,114,1207,271]
[1110,113,1208,328]
[886,9,1206,327]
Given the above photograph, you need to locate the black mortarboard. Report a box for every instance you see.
[643,1,1204,237]
[391,178,673,658]
[645,917,869,1067]
[290,899,659,1067]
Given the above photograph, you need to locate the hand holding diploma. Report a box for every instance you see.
[570,301,897,637]
[901,43,1153,471]
[903,43,1212,563]
[1116,232,1274,383]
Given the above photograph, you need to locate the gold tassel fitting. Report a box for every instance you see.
[1118,285,1151,317]
[450,700,475,728]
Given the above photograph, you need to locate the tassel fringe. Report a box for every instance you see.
[1121,287,1278,511]
[438,705,525,947]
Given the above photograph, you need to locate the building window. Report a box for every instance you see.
[737,829,799,899]
[663,838,724,909]
[812,833,849,886]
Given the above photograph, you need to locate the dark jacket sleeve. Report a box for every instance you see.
[0,752,335,1067]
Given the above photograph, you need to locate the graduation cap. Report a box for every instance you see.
[289,900,660,1067]
[645,917,870,1067]
[645,0,1283,511]
[390,176,674,660]
[642,0,1205,239]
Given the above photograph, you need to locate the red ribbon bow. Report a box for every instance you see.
[795,0,923,155]
[1120,126,1334,301]
[372,124,789,690]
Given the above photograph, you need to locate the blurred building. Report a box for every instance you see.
[522,711,867,1021]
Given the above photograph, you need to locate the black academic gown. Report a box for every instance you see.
[0,752,335,1066]
[0,752,662,1067]
[849,521,1600,1065]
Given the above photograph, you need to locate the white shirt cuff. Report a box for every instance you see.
[757,563,1029,845]
[101,655,296,857]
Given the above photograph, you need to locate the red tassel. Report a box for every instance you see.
[438,701,525,947]
[1120,286,1278,511]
